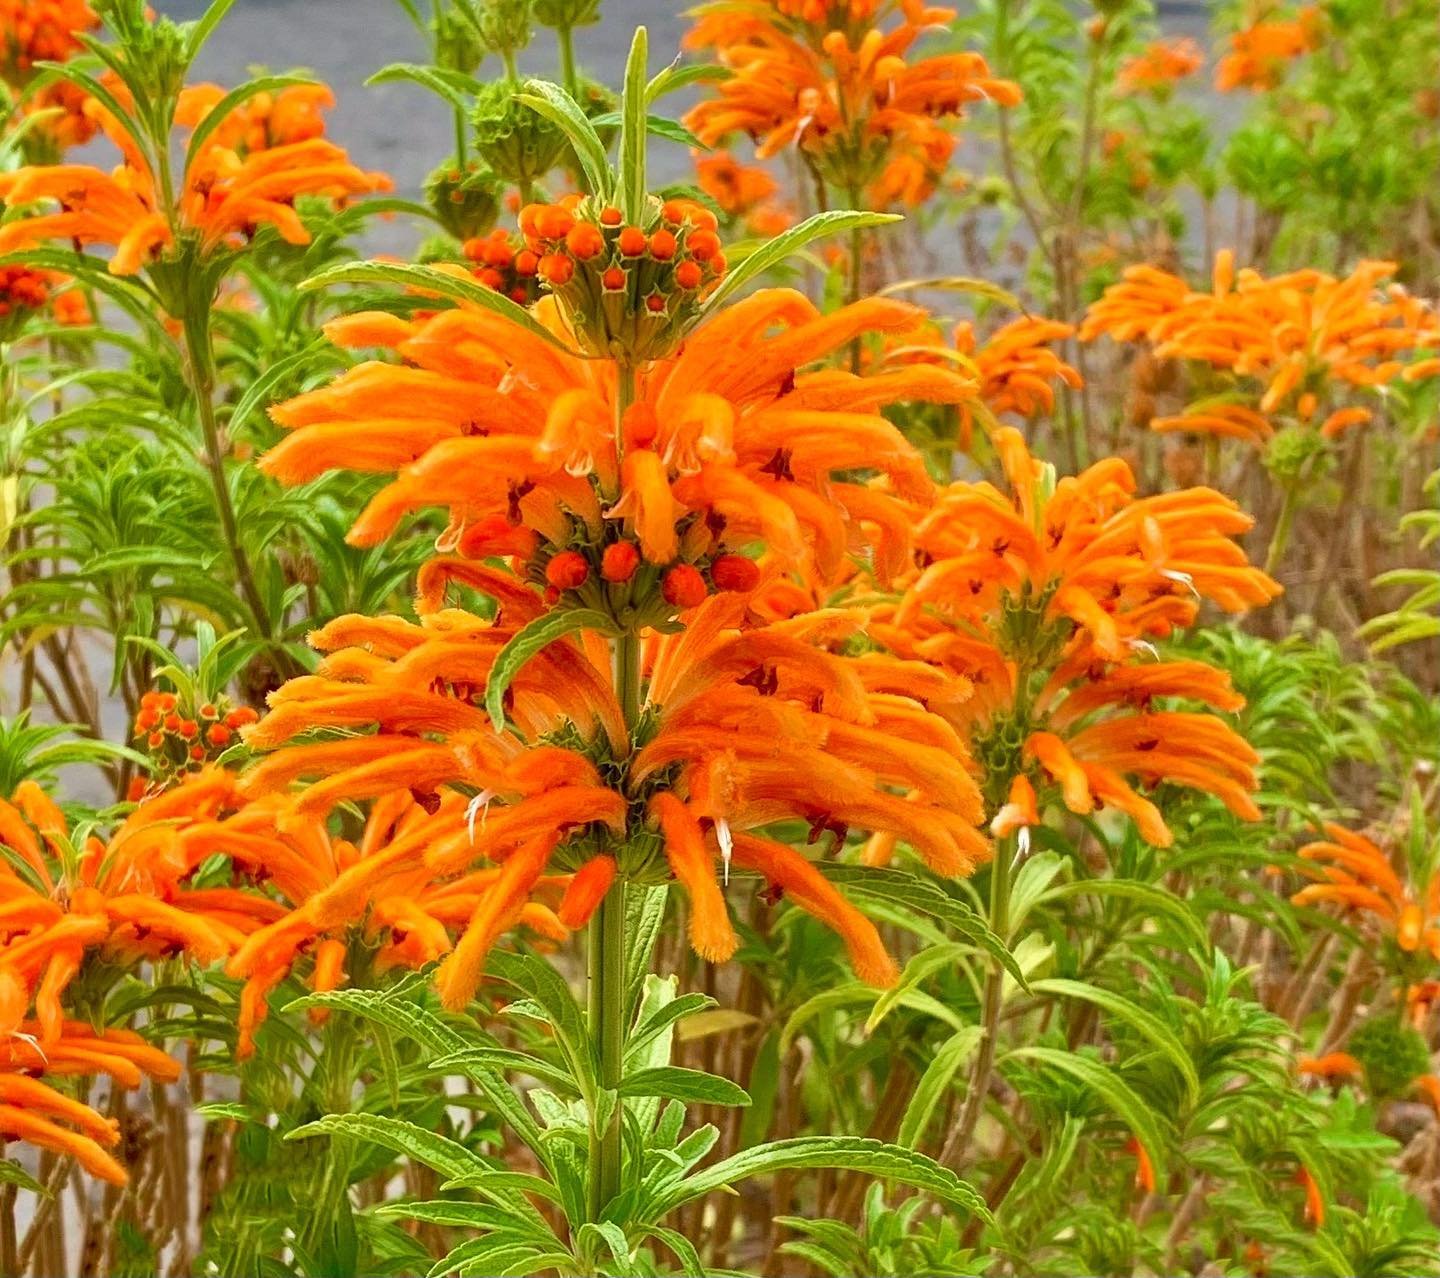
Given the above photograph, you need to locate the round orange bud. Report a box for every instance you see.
[674,260,702,290]
[163,714,181,732]
[601,266,627,291]
[207,723,232,747]
[618,226,647,257]
[711,554,760,592]
[566,222,605,259]
[649,229,677,261]
[645,293,667,313]
[515,249,539,276]
[710,252,727,276]
[599,206,622,226]
[544,585,560,604]
[189,746,206,762]
[535,205,575,240]
[546,550,590,591]
[662,564,708,609]
[518,204,544,240]
[510,287,529,303]
[601,541,641,582]
[660,200,686,224]
[199,702,218,719]
[477,267,504,290]
[539,252,574,285]
[178,720,198,740]
[141,691,162,708]
[147,732,165,749]
[157,693,177,711]
[686,229,720,261]
[226,706,258,729]
[135,708,157,731]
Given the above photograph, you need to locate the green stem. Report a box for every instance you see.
[1265,478,1300,577]
[558,24,578,96]
[180,310,274,645]
[587,362,642,1222]
[940,831,1015,1168]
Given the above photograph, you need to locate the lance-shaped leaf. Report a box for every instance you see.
[618,27,649,222]
[517,80,613,199]
[485,607,618,731]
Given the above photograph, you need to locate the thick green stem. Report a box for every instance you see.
[587,364,642,1222]
[940,832,1015,1168]
[558,25,578,96]
[1265,479,1300,578]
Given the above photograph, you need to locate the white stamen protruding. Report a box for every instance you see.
[716,817,733,886]
[1127,638,1159,661]
[1160,568,1200,600]
[466,790,496,844]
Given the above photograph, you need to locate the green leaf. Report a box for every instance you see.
[589,112,704,150]
[641,1226,705,1278]
[366,63,482,113]
[0,1159,47,1195]
[517,80,613,199]
[224,336,331,438]
[646,1137,990,1223]
[287,1113,488,1182]
[897,1026,984,1150]
[618,26,649,222]
[625,884,670,1016]
[699,210,902,314]
[193,1101,253,1123]
[646,60,729,104]
[183,0,239,62]
[485,607,617,731]
[184,75,318,179]
[431,1047,578,1094]
[1042,878,1210,952]
[1028,978,1200,1107]
[487,950,597,1101]
[1004,1047,1168,1186]
[820,864,1026,991]
[298,260,579,356]
[618,1067,751,1107]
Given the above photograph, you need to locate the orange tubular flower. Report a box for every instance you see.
[239,580,989,1011]
[1293,823,1440,967]
[683,1,1020,209]
[0,0,96,85]
[867,426,1278,843]
[1296,1051,1364,1082]
[0,77,388,291]
[0,770,284,1045]
[1116,38,1203,95]
[0,1021,179,1185]
[260,282,974,592]
[1081,252,1440,446]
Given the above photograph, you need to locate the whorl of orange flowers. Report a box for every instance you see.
[0,0,96,83]
[1116,38,1204,95]
[1214,6,1322,92]
[0,771,281,1046]
[694,151,794,237]
[1080,252,1440,445]
[0,78,388,282]
[683,0,1020,208]
[1294,823,1440,959]
[236,587,989,1011]
[866,427,1280,845]
[1,1022,179,1185]
[260,281,974,593]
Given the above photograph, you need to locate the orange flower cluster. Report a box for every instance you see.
[237,587,989,1011]
[867,428,1280,844]
[694,151,794,237]
[1,1022,179,1185]
[515,196,727,359]
[1293,824,1440,990]
[130,689,258,796]
[260,283,971,594]
[463,228,542,305]
[0,79,388,284]
[1080,253,1440,446]
[1215,6,1322,92]
[0,0,96,83]
[683,0,1021,208]
[1116,38,1204,95]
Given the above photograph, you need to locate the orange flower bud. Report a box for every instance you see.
[599,206,622,226]
[199,703,217,720]
[601,266,627,291]
[518,204,544,239]
[147,732,164,749]
[645,293,667,314]
[164,714,181,732]
[566,222,605,259]
[545,550,590,591]
[207,724,232,748]
[687,229,720,261]
[649,229,677,261]
[226,707,258,729]
[178,720,198,740]
[539,253,574,285]
[601,541,640,582]
[662,564,708,608]
[711,554,760,592]
[674,260,702,290]
[537,206,575,239]
[618,226,647,256]
[515,249,539,276]
[189,745,206,762]
[157,693,177,711]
